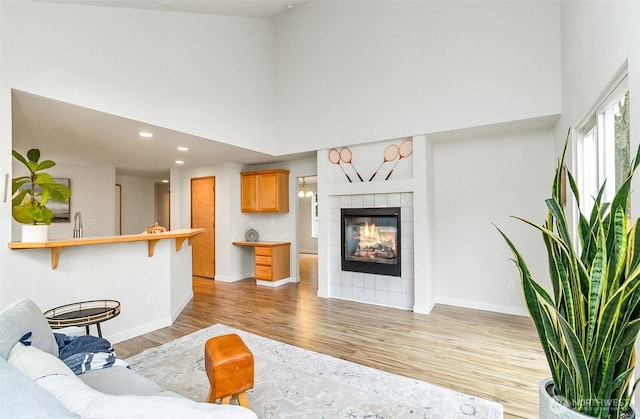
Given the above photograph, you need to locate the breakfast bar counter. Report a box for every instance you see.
[9,228,205,269]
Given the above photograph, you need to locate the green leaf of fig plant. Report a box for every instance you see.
[496,130,640,418]
[12,148,71,225]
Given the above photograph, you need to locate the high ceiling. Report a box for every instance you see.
[31,0,312,18]
[13,1,316,181]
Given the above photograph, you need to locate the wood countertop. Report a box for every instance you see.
[232,241,291,247]
[9,228,206,269]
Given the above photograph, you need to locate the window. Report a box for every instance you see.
[576,70,629,212]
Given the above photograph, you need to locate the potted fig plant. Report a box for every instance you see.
[497,131,640,418]
[12,148,71,242]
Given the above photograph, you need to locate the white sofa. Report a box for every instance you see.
[0,299,257,419]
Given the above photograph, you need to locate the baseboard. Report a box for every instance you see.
[256,277,293,287]
[435,296,529,317]
[107,317,172,344]
[214,273,251,282]
[413,301,436,314]
[330,295,412,311]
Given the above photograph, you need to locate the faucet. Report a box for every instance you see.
[73,212,83,238]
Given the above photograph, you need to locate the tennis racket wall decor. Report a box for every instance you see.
[385,139,413,180]
[328,148,352,183]
[369,144,399,181]
[339,147,364,182]
[328,139,414,183]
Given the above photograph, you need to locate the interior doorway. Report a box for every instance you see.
[191,177,215,279]
[297,175,318,282]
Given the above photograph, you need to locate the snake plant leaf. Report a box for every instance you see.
[625,223,640,280]
[566,167,581,209]
[557,313,592,403]
[546,198,574,249]
[586,237,605,354]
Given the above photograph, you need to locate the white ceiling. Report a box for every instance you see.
[31,0,312,18]
[11,90,314,180]
[12,1,317,180]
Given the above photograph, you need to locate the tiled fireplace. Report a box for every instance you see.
[341,207,401,277]
[328,192,414,310]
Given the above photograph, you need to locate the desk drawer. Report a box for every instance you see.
[255,246,272,256]
[255,265,272,280]
[255,255,272,266]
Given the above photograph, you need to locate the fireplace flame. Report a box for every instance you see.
[354,223,395,259]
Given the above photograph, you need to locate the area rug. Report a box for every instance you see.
[125,324,503,418]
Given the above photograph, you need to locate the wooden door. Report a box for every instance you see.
[191,177,215,279]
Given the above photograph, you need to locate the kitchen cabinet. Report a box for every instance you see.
[241,169,289,213]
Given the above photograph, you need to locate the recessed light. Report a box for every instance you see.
[177,146,189,151]
[162,179,169,183]
[175,160,184,165]
[139,132,153,138]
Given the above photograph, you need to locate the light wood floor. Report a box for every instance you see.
[114,254,549,418]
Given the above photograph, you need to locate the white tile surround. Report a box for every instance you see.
[328,192,414,310]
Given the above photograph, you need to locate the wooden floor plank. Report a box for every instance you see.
[114,253,548,418]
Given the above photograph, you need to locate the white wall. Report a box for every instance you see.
[432,127,555,315]
[155,183,170,229]
[275,0,561,152]
[10,162,115,240]
[0,1,277,153]
[116,174,155,235]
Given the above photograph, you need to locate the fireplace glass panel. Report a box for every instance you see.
[341,207,401,277]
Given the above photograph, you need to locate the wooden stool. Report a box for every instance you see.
[204,334,254,408]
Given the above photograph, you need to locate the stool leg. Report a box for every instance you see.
[207,388,215,403]
[221,395,232,405]
[237,392,250,408]
[85,325,90,335]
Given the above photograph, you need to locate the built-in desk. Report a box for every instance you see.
[232,241,291,283]
[9,228,205,269]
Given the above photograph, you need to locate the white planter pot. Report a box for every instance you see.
[540,378,637,419]
[21,224,49,243]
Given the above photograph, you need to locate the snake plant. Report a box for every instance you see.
[497,131,640,418]
[12,148,71,225]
